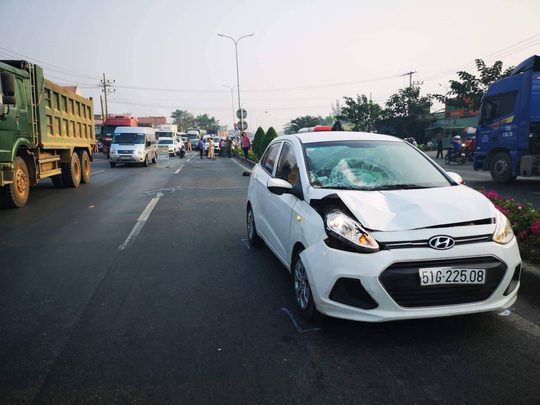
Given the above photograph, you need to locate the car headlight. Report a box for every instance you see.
[136,149,143,155]
[326,210,379,252]
[493,209,514,244]
[110,149,116,154]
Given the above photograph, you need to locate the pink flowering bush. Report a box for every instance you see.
[480,190,540,263]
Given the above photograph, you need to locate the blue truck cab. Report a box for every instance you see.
[474,55,540,183]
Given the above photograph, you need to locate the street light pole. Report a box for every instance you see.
[218,33,254,132]
[222,84,238,133]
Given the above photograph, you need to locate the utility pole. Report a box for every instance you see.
[402,71,416,88]
[101,73,115,118]
[99,95,104,120]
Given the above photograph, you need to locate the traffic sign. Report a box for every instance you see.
[237,120,248,130]
[236,109,247,119]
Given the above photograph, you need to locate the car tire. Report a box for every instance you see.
[490,152,515,183]
[110,161,116,168]
[246,205,263,246]
[143,155,149,167]
[292,249,321,322]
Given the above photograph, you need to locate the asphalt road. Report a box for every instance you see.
[424,150,540,209]
[0,152,539,404]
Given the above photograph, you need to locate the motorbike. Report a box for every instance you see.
[444,148,466,165]
[463,147,475,162]
[179,144,186,159]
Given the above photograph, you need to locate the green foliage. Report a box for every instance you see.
[434,59,514,111]
[284,115,320,134]
[340,94,382,132]
[380,87,435,138]
[332,120,343,131]
[261,127,278,155]
[318,115,335,126]
[481,190,540,263]
[195,113,220,131]
[252,126,265,156]
[171,109,195,131]
[234,148,259,162]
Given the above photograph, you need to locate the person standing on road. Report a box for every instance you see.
[227,138,233,158]
[241,132,250,159]
[436,134,443,159]
[198,138,204,159]
[186,138,192,152]
[208,138,215,160]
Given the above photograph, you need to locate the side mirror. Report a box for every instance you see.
[1,72,15,96]
[447,172,464,184]
[267,178,293,195]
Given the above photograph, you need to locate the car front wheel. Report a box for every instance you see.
[293,250,321,321]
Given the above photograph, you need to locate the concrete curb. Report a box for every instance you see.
[233,153,257,169]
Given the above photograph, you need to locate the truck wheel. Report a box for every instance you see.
[143,155,149,167]
[61,152,81,188]
[490,152,516,184]
[78,150,91,184]
[0,157,30,208]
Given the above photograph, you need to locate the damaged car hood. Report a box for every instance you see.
[310,185,495,232]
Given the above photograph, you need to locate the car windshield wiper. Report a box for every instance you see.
[370,184,429,191]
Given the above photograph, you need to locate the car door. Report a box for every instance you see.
[252,142,282,244]
[264,141,301,261]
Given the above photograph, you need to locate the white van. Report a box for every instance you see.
[109,127,158,167]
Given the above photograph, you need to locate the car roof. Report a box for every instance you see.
[280,131,401,144]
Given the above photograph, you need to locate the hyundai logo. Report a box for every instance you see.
[428,236,455,250]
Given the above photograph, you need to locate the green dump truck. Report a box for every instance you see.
[0,60,95,208]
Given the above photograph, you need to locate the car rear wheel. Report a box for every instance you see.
[246,206,263,246]
[293,250,321,321]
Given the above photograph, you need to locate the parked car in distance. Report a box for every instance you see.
[158,137,179,156]
[246,131,521,322]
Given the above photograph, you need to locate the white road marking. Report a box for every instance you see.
[231,158,253,173]
[174,164,184,174]
[91,170,105,175]
[501,311,540,339]
[534,192,540,195]
[241,239,251,249]
[119,193,162,250]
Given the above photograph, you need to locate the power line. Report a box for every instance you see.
[0,46,100,80]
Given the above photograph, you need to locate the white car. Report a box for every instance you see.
[246,131,521,322]
[158,137,178,156]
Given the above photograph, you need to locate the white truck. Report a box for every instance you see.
[156,124,178,141]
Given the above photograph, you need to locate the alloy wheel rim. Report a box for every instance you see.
[294,259,309,309]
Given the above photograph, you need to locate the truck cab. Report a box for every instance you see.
[474,55,540,182]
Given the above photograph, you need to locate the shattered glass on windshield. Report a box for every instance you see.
[305,140,450,190]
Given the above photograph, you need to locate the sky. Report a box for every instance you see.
[1,0,539,134]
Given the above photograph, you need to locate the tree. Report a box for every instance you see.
[381,87,434,138]
[318,115,335,126]
[171,109,195,131]
[284,115,320,134]
[252,126,265,156]
[331,99,342,119]
[195,114,220,131]
[435,59,514,110]
[339,94,382,132]
[332,120,343,131]
[261,127,278,154]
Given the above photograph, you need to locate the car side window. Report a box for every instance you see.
[261,143,281,175]
[275,143,299,186]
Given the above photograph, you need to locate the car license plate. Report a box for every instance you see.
[419,268,486,286]
[121,157,131,161]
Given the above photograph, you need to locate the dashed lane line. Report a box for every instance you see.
[119,193,162,250]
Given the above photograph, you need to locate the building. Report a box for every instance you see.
[138,116,167,126]
[425,99,479,147]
